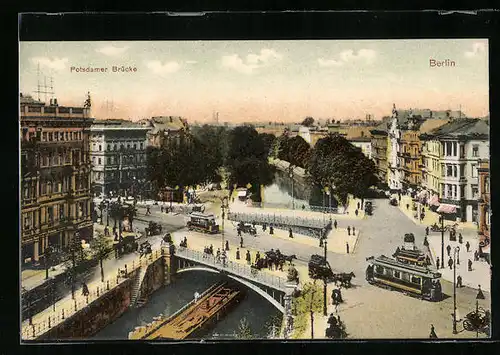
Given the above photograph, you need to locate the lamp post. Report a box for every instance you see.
[440,214,445,269]
[323,239,328,316]
[452,246,460,334]
[220,197,228,251]
[476,285,485,338]
[289,167,294,210]
[44,245,53,280]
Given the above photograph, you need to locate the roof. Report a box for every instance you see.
[20,94,44,105]
[150,116,188,133]
[417,119,449,133]
[348,137,372,142]
[422,118,489,139]
[91,119,148,130]
[370,120,390,134]
[369,255,441,278]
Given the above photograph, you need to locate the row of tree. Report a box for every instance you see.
[274,133,378,205]
[146,125,276,202]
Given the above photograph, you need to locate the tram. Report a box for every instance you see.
[187,212,220,234]
[366,255,442,301]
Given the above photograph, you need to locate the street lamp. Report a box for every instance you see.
[323,239,328,316]
[289,167,294,210]
[475,285,485,338]
[220,196,228,250]
[440,214,445,269]
[452,246,460,334]
[44,245,53,280]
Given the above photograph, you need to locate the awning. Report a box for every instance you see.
[237,190,247,197]
[437,204,457,214]
[429,195,439,207]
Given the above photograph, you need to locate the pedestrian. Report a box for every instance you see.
[302,204,305,210]
[236,248,240,260]
[429,324,438,338]
[468,259,473,271]
[346,242,350,254]
[334,220,338,229]
[289,228,293,238]
[216,248,221,263]
[448,257,453,270]
[221,250,227,267]
[477,285,484,299]
[420,213,425,221]
[355,209,359,217]
[184,236,188,248]
[457,275,462,288]
[209,244,213,255]
[347,226,351,236]
[406,203,409,210]
[240,237,244,248]
[82,282,89,296]
[225,240,229,251]
[232,197,235,203]
[465,241,470,252]
[423,236,429,247]
[458,233,463,244]
[425,226,429,236]
[104,226,109,237]
[263,223,267,232]
[357,202,360,210]
[352,226,356,235]
[474,250,479,261]
[270,226,274,235]
[256,251,261,261]
[425,255,430,266]
[246,250,251,265]
[446,245,451,257]
[161,206,164,213]
[237,228,242,236]
[319,238,324,247]
[436,257,440,269]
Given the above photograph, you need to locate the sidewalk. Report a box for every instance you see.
[398,194,478,231]
[427,234,491,292]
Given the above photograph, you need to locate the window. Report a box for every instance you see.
[133,144,137,150]
[453,142,457,156]
[48,132,53,141]
[140,143,143,149]
[460,164,466,178]
[460,144,465,158]
[447,165,453,177]
[471,164,478,178]
[120,144,124,150]
[453,165,457,177]
[441,164,445,177]
[411,275,421,284]
[59,132,64,141]
[401,272,410,282]
[471,185,479,199]
[65,132,69,140]
[99,145,102,151]
[453,185,457,199]
[59,204,65,220]
[446,142,452,156]
[23,213,32,230]
[393,270,401,279]
[127,144,130,149]
[92,157,96,165]
[107,157,111,165]
[472,145,479,157]
[460,185,465,200]
[42,132,47,141]
[98,158,102,165]
[113,144,117,151]
[375,265,384,274]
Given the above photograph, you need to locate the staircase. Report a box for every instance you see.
[130,266,146,308]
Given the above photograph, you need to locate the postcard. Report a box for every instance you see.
[19,38,490,341]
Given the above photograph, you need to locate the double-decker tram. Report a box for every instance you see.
[366,255,442,301]
[187,212,220,234]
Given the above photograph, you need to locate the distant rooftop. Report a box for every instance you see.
[91,119,148,130]
[423,118,489,139]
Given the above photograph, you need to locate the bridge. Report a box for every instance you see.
[172,246,289,313]
[21,243,296,341]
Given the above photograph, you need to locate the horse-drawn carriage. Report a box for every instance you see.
[138,241,152,257]
[253,249,297,271]
[114,233,139,256]
[365,201,373,216]
[389,198,398,206]
[145,221,162,236]
[308,255,355,287]
[463,308,490,334]
[237,221,257,236]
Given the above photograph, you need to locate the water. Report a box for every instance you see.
[262,171,338,210]
[93,270,282,340]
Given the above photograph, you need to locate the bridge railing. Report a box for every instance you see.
[175,247,287,291]
[21,249,164,341]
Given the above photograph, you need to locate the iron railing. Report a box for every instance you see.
[227,212,330,229]
[175,247,287,292]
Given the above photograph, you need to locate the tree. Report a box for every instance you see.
[295,281,323,338]
[90,232,113,283]
[276,135,311,168]
[301,116,315,127]
[123,204,137,231]
[308,133,378,204]
[63,234,90,300]
[259,132,277,158]
[225,126,275,202]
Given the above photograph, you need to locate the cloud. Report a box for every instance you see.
[186,60,198,64]
[31,57,69,71]
[146,60,181,75]
[95,45,129,56]
[221,48,282,74]
[465,42,486,58]
[318,48,376,67]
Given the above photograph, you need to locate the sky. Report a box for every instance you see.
[19,39,489,123]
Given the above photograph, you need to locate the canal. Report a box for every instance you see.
[261,170,338,210]
[93,270,282,340]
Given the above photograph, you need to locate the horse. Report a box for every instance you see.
[336,272,356,288]
[281,254,297,265]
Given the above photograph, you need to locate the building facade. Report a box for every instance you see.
[348,137,372,160]
[370,121,390,186]
[420,119,489,222]
[20,94,94,265]
[90,120,149,198]
[477,159,490,248]
[139,116,189,148]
